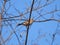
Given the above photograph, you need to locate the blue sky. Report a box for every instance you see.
[1,0,60,45]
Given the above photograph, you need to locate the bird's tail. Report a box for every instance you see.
[17,23,23,26]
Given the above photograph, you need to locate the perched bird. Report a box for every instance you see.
[17,19,34,26]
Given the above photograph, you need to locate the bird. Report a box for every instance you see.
[17,19,34,26]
